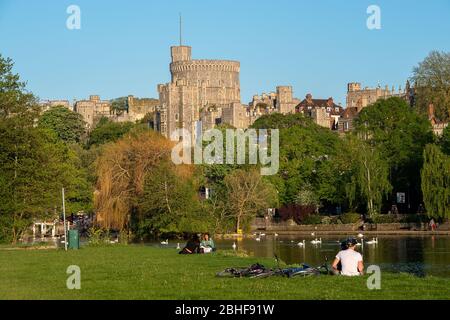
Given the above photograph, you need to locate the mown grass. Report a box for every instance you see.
[0,245,448,300]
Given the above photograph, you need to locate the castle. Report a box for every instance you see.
[41,95,158,129]
[154,45,299,139]
[41,45,446,137]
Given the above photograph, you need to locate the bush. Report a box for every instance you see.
[302,215,322,225]
[372,214,397,224]
[339,213,361,224]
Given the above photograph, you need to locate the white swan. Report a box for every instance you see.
[176,243,181,250]
[366,238,378,245]
[297,240,306,247]
[160,239,169,245]
[357,233,364,238]
[232,242,237,250]
[311,238,322,245]
[274,233,279,237]
[255,236,261,242]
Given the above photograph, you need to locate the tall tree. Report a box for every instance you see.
[94,129,173,231]
[343,136,392,217]
[0,55,86,243]
[412,51,450,121]
[354,97,433,211]
[223,169,277,233]
[421,144,450,219]
[38,106,86,143]
[138,162,207,237]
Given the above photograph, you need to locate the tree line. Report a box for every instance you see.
[0,51,449,243]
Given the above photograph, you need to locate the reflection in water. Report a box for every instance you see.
[215,236,450,277]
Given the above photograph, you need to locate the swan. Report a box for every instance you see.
[176,243,181,250]
[160,239,169,245]
[255,236,261,242]
[311,238,322,245]
[232,242,237,250]
[366,238,378,245]
[274,233,279,237]
[297,240,306,247]
[357,233,364,238]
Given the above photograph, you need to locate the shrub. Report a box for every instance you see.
[321,216,333,225]
[302,215,322,225]
[339,213,361,224]
[372,214,397,224]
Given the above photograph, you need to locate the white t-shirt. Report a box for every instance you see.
[336,249,363,276]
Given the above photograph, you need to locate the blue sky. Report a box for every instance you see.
[1,0,449,105]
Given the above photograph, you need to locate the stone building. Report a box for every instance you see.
[39,100,71,112]
[248,86,300,120]
[73,95,111,128]
[428,103,449,136]
[346,82,407,111]
[296,94,343,130]
[115,95,159,123]
[156,45,241,140]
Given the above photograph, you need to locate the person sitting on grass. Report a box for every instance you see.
[200,233,216,253]
[179,234,201,254]
[332,238,364,276]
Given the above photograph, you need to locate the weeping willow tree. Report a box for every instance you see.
[344,135,392,217]
[421,144,450,219]
[94,129,173,230]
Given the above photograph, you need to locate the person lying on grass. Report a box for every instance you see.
[179,234,201,254]
[200,233,216,253]
[332,238,364,276]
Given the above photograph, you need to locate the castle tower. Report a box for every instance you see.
[171,46,192,63]
[347,83,361,92]
[276,86,296,114]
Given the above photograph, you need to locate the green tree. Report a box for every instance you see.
[354,97,433,211]
[412,51,450,121]
[88,117,135,147]
[0,55,90,243]
[38,106,86,143]
[421,144,450,219]
[252,113,343,208]
[440,125,450,155]
[138,163,207,237]
[343,136,392,217]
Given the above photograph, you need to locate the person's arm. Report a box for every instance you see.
[358,260,364,275]
[332,257,340,272]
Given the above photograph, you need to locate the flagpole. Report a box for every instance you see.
[62,188,68,251]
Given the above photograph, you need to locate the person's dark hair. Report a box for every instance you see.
[346,237,358,247]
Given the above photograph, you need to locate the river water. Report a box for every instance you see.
[211,235,450,277]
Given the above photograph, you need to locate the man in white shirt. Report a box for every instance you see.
[332,238,364,276]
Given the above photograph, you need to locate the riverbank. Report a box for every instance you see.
[0,245,449,300]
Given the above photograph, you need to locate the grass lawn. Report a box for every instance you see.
[0,245,449,300]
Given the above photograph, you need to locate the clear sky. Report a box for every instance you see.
[1,0,449,105]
